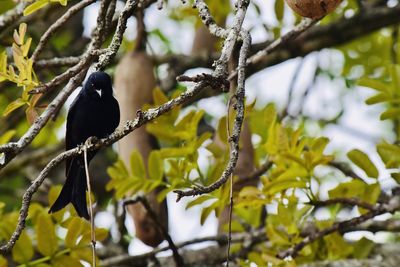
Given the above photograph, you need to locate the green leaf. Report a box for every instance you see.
[52,255,83,267]
[130,150,146,178]
[274,0,284,22]
[324,233,354,260]
[186,195,215,209]
[377,142,400,168]
[380,108,400,120]
[148,151,163,181]
[347,149,379,178]
[152,87,168,106]
[36,212,58,256]
[59,0,68,6]
[358,78,388,93]
[200,203,216,225]
[352,237,374,259]
[23,0,49,16]
[79,228,108,246]
[365,93,390,105]
[264,179,307,196]
[0,256,7,267]
[329,180,366,199]
[0,130,16,144]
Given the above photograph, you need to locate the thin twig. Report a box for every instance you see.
[278,196,400,259]
[123,197,184,267]
[157,0,164,10]
[281,59,304,118]
[328,161,366,182]
[0,2,28,33]
[227,18,319,81]
[101,229,266,266]
[173,0,251,201]
[226,96,234,267]
[193,0,228,38]
[0,0,140,171]
[95,0,139,70]
[0,80,209,254]
[83,145,97,267]
[34,56,82,68]
[309,197,376,211]
[31,0,97,62]
[247,18,319,67]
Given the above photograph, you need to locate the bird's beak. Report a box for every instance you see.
[96,89,102,97]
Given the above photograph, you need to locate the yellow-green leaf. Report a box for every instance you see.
[18,23,27,44]
[52,255,83,267]
[130,150,146,178]
[0,130,16,144]
[79,228,108,246]
[0,256,7,267]
[380,108,400,120]
[377,142,400,168]
[59,0,68,6]
[36,212,58,256]
[66,217,84,248]
[358,78,388,93]
[148,151,163,180]
[23,0,49,16]
[3,98,26,117]
[365,93,390,105]
[264,178,307,196]
[274,0,284,22]
[152,87,168,106]
[347,149,379,178]
[12,231,33,264]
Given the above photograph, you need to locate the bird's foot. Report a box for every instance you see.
[77,144,85,154]
[84,136,99,148]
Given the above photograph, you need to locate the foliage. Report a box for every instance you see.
[0,23,40,123]
[24,0,68,16]
[1,0,400,266]
[0,187,108,267]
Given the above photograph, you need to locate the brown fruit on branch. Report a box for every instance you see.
[284,0,342,19]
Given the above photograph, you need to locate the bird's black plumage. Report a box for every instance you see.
[49,71,120,219]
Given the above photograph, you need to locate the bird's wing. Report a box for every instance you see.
[65,94,82,175]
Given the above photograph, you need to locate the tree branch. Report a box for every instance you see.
[0,2,28,33]
[0,0,140,171]
[173,0,250,201]
[31,0,97,62]
[278,196,400,259]
[123,197,184,267]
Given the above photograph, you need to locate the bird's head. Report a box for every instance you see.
[84,71,113,98]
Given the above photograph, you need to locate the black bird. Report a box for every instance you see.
[49,71,120,219]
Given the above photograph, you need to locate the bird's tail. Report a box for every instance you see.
[49,161,90,220]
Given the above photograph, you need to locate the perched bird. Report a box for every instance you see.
[49,71,120,219]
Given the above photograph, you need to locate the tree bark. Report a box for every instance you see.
[114,50,168,247]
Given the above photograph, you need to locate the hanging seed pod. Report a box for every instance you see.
[284,0,342,19]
